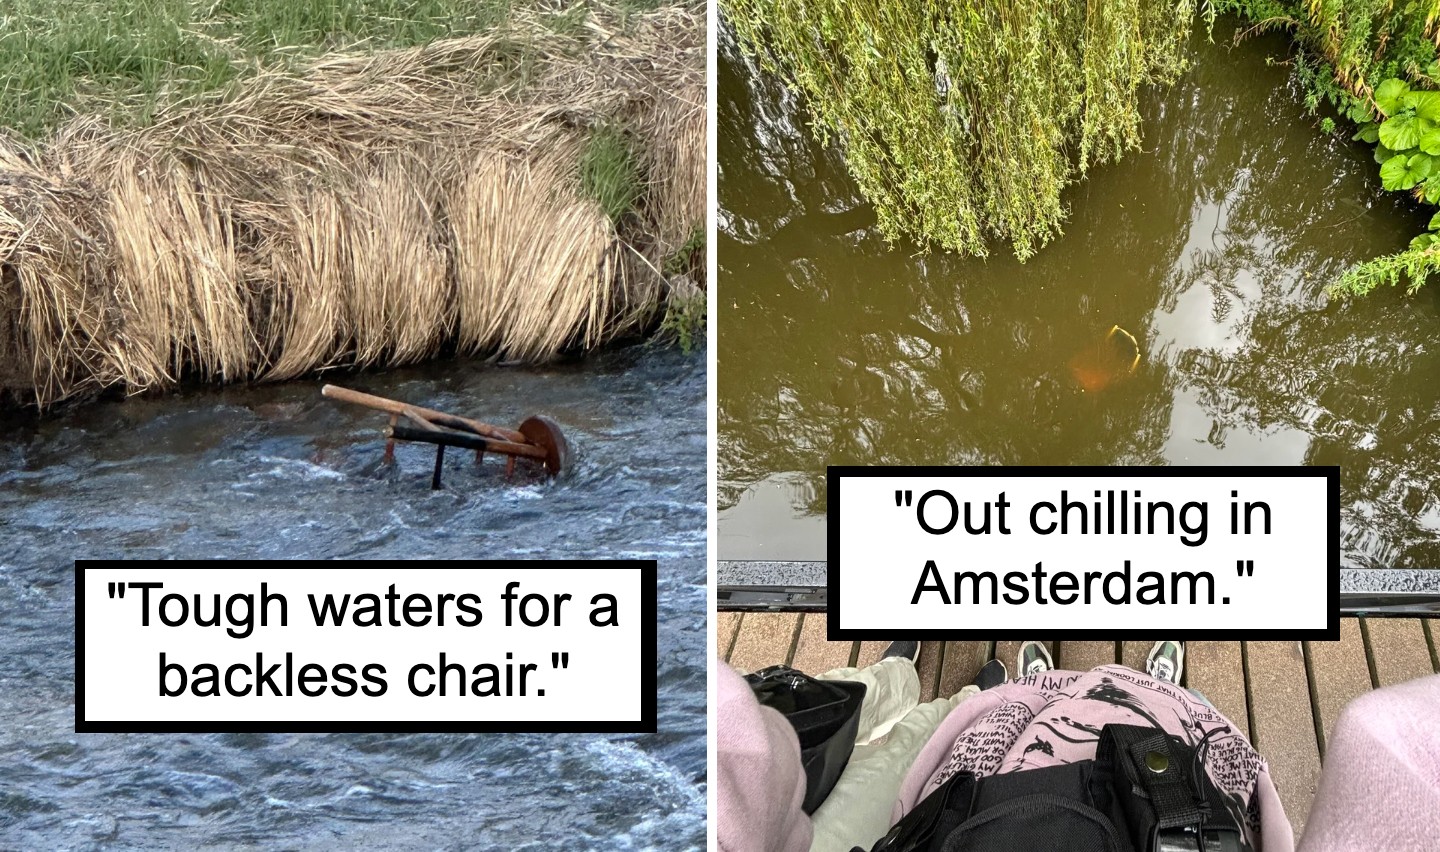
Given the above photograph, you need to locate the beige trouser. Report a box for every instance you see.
[815,656,921,745]
[811,658,978,852]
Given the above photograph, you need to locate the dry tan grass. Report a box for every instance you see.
[102,155,254,388]
[644,81,707,257]
[448,139,662,362]
[0,3,703,407]
[0,143,119,403]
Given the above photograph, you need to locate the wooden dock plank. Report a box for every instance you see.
[728,613,800,674]
[855,641,890,669]
[1187,642,1250,741]
[789,613,854,676]
[717,611,741,662]
[1245,641,1320,838]
[937,642,991,697]
[917,641,945,702]
[1056,641,1117,672]
[1424,621,1440,673]
[1364,617,1436,688]
[1305,620,1371,754]
[1121,641,1151,675]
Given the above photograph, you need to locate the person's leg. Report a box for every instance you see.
[809,684,980,852]
[815,641,921,745]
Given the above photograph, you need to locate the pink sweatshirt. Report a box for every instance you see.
[1298,673,1440,851]
[717,659,813,852]
[895,665,1294,852]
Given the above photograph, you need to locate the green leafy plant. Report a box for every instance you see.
[1381,83,1440,201]
[1328,74,1440,296]
[726,0,1440,285]
[657,291,706,354]
[664,226,705,276]
[1380,152,1433,190]
[1206,2,1440,297]
[1332,244,1440,296]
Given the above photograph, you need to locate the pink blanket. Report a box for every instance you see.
[1299,673,1440,851]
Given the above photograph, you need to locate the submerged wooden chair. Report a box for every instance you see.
[321,384,568,489]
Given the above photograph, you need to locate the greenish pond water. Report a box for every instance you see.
[718,24,1440,568]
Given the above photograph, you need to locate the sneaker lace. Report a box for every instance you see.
[1149,657,1175,683]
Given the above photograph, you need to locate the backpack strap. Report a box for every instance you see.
[869,769,977,852]
[1099,725,1207,830]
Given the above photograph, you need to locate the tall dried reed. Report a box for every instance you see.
[0,2,703,407]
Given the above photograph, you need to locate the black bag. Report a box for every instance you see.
[745,665,867,814]
[868,724,1243,852]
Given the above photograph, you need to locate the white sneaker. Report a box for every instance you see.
[1017,641,1054,676]
[1145,641,1185,684]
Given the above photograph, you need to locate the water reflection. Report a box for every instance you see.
[718,21,1440,567]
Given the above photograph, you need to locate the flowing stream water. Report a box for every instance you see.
[0,345,706,849]
[719,23,1440,569]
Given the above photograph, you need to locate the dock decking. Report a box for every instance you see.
[716,611,1440,839]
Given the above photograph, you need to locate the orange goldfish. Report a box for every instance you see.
[1068,325,1140,392]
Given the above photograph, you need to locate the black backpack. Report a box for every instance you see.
[866,724,1244,852]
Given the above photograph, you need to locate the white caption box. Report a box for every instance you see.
[831,470,1335,637]
[78,563,651,731]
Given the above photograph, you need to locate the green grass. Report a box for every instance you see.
[580,123,643,223]
[0,0,511,139]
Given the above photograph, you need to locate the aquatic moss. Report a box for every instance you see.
[723,0,1198,260]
